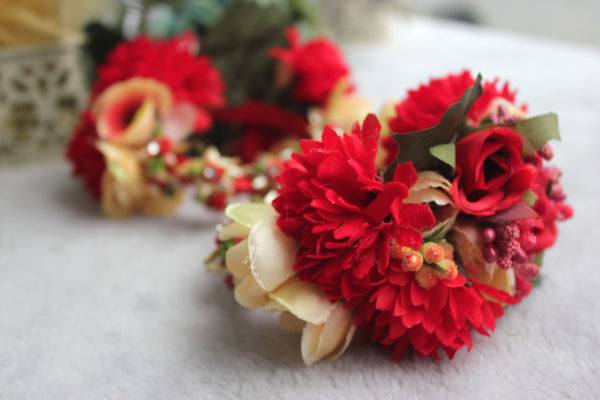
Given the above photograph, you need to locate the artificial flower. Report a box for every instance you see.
[355,271,505,360]
[273,115,435,306]
[405,171,458,240]
[97,142,184,218]
[216,100,309,162]
[270,27,352,106]
[220,202,355,365]
[448,221,516,298]
[96,142,145,218]
[192,147,245,209]
[382,71,524,166]
[451,127,537,216]
[92,78,173,146]
[93,33,225,132]
[65,111,106,198]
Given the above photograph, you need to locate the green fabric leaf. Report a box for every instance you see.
[533,251,545,267]
[515,113,561,151]
[148,157,165,172]
[531,275,543,288]
[423,218,454,242]
[429,136,456,170]
[384,74,483,181]
[522,189,538,207]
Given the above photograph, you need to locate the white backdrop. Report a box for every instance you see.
[403,0,600,46]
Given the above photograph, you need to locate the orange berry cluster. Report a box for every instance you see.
[391,239,459,290]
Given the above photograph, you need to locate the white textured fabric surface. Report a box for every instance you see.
[1,16,599,400]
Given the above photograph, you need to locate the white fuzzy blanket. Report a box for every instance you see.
[1,16,598,400]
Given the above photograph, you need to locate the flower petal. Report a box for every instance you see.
[218,222,250,241]
[225,239,251,280]
[225,203,277,229]
[234,275,269,309]
[249,220,297,291]
[301,304,355,365]
[268,279,335,325]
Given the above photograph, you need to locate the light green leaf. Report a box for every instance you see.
[515,113,560,151]
[533,251,545,267]
[429,136,456,170]
[384,74,483,181]
[521,189,538,207]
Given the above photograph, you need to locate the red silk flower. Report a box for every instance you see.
[216,100,310,163]
[355,273,505,360]
[383,71,521,165]
[270,27,352,106]
[452,127,537,217]
[93,33,225,119]
[65,110,105,198]
[273,115,434,307]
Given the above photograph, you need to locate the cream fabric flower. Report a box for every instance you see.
[97,142,182,219]
[92,78,173,147]
[220,202,356,365]
[406,171,459,240]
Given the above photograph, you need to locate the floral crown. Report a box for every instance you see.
[66,11,572,365]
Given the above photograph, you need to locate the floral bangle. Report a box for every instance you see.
[207,72,572,365]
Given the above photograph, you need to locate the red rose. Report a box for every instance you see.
[452,127,537,216]
[383,71,523,166]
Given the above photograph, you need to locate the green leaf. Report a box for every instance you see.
[533,251,545,267]
[202,1,294,106]
[220,238,236,260]
[148,157,165,173]
[454,255,472,287]
[429,135,456,170]
[430,263,448,275]
[522,189,538,207]
[515,113,560,151]
[384,74,483,181]
[423,218,454,242]
[288,0,321,31]
[531,275,543,288]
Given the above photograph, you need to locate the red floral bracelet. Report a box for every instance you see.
[207,72,572,365]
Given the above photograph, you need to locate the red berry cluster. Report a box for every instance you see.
[481,221,541,298]
[482,220,538,270]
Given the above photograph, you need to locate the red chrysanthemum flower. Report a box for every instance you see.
[383,71,522,165]
[270,27,352,106]
[216,100,309,162]
[65,110,105,198]
[93,33,225,114]
[355,272,506,360]
[273,115,435,307]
